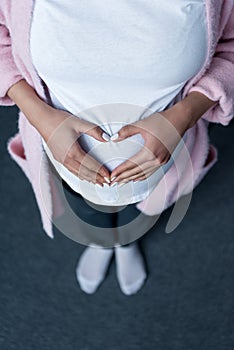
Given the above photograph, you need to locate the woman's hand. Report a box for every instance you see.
[37,107,110,186]
[7,79,111,186]
[110,108,189,184]
[110,91,217,185]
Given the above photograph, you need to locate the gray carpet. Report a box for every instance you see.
[0,106,233,350]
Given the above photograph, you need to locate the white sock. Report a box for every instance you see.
[76,245,113,294]
[115,242,147,295]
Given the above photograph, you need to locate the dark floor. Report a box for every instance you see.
[0,105,233,350]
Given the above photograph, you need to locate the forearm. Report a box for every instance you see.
[161,91,218,131]
[6,79,55,129]
[178,91,218,128]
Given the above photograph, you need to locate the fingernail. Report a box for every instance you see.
[110,133,119,141]
[96,184,103,189]
[110,182,117,187]
[104,176,111,184]
[102,132,110,141]
[110,176,116,181]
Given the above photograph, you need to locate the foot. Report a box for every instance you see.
[76,245,113,294]
[115,242,147,295]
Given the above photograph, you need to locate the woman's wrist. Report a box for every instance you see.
[157,91,218,134]
[181,91,218,128]
[7,79,56,129]
[173,91,218,128]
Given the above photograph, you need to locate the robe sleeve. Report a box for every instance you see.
[0,9,24,106]
[187,5,234,126]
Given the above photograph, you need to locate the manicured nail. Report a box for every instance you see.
[110,133,119,141]
[118,182,127,187]
[104,176,111,184]
[110,176,116,182]
[96,183,103,189]
[102,132,110,141]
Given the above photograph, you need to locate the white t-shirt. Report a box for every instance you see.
[30,0,207,205]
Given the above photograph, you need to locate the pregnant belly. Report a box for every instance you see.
[78,129,145,172]
[42,121,188,205]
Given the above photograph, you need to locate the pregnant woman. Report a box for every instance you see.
[1,1,234,295]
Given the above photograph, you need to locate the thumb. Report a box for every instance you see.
[112,124,140,142]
